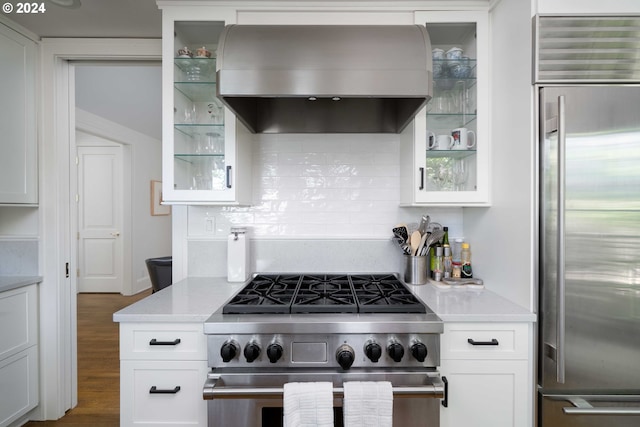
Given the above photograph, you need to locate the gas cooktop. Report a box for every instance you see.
[222,274,426,315]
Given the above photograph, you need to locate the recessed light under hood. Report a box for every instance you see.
[216,25,433,134]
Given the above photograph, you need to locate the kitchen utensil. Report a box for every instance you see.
[410,231,421,256]
[417,215,430,235]
[416,231,429,256]
[392,224,411,254]
[421,229,445,256]
[401,243,412,255]
[427,222,442,232]
[392,226,409,245]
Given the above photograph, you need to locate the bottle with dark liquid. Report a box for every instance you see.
[461,242,473,278]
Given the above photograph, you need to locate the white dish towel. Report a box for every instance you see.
[283,382,334,427]
[343,381,393,427]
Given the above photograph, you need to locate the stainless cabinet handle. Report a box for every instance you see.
[562,396,640,415]
[419,167,425,190]
[556,95,566,384]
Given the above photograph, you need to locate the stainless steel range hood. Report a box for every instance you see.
[216,25,432,134]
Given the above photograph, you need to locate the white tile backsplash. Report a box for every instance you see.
[0,240,38,275]
[188,133,463,239]
[188,239,407,277]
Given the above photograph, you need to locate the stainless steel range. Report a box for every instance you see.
[203,274,445,427]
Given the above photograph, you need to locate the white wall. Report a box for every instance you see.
[75,64,162,141]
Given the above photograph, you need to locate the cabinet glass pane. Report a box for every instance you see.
[424,22,478,193]
[173,21,226,192]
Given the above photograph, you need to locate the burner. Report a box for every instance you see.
[223,274,426,314]
[351,274,426,313]
[291,275,357,313]
[223,275,300,314]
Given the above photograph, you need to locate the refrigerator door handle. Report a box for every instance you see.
[556,95,567,384]
[562,396,640,416]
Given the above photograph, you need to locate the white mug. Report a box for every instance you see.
[451,128,476,150]
[426,130,436,149]
[434,134,454,150]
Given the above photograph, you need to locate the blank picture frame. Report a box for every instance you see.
[151,180,171,216]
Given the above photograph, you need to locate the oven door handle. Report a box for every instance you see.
[203,373,445,400]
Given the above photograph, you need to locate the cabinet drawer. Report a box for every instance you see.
[120,323,207,361]
[441,323,529,360]
[0,284,37,361]
[120,360,207,427]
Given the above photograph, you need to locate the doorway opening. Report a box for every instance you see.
[68,60,169,419]
[72,62,169,296]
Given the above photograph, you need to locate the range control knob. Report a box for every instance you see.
[387,342,405,363]
[364,341,382,363]
[336,344,355,370]
[266,343,283,363]
[410,342,428,362]
[220,340,239,362]
[243,341,261,363]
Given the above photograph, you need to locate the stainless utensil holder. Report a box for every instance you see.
[403,254,429,285]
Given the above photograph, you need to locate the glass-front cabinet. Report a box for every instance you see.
[401,11,489,206]
[162,9,252,204]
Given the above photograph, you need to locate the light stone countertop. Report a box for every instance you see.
[0,276,42,293]
[113,277,245,323]
[408,282,536,322]
[113,276,535,324]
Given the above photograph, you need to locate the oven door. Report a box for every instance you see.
[203,369,445,427]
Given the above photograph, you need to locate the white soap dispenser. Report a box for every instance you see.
[227,226,250,282]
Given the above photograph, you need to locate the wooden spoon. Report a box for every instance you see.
[410,231,422,256]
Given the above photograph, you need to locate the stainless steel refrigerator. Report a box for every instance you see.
[538,86,640,426]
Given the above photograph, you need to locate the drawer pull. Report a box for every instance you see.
[149,338,181,346]
[441,376,449,408]
[149,386,181,394]
[467,338,499,346]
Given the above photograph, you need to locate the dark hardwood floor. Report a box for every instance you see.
[25,290,151,427]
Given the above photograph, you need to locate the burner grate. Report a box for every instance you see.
[291,274,357,313]
[223,274,426,314]
[351,274,426,313]
[223,275,300,314]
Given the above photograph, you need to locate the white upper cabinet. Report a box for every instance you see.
[0,22,37,205]
[401,11,489,206]
[161,7,252,205]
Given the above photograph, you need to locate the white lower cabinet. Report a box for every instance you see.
[119,323,208,427]
[0,284,39,427]
[440,322,533,427]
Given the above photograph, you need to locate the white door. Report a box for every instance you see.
[77,145,123,293]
